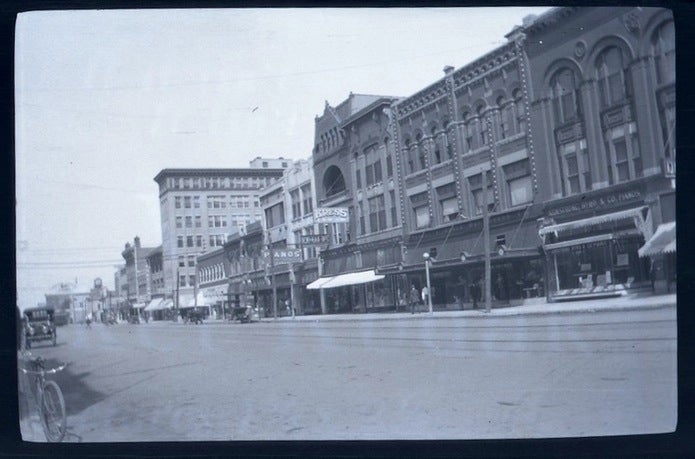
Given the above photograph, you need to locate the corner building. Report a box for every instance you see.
[522,7,675,300]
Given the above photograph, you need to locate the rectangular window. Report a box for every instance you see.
[184,196,191,208]
[301,184,312,215]
[290,189,301,220]
[366,163,374,186]
[414,205,430,229]
[177,236,184,248]
[358,202,366,235]
[566,154,581,195]
[390,190,397,227]
[196,235,203,247]
[195,216,201,228]
[185,216,192,228]
[469,171,494,215]
[614,138,630,182]
[187,236,194,247]
[508,176,533,206]
[178,256,185,268]
[631,134,642,178]
[189,275,196,287]
[356,169,362,189]
[187,256,195,267]
[386,155,393,177]
[175,197,182,209]
[368,195,386,232]
[176,216,183,229]
[179,275,186,287]
[440,197,459,221]
[193,197,200,208]
[373,159,382,183]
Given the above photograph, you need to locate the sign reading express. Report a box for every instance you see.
[314,207,349,223]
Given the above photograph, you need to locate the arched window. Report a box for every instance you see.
[431,126,442,164]
[384,137,394,177]
[496,96,509,140]
[442,122,453,160]
[476,105,487,147]
[404,139,415,174]
[323,166,346,197]
[550,68,580,123]
[416,133,426,170]
[596,46,628,108]
[512,88,524,134]
[462,112,473,152]
[652,21,675,85]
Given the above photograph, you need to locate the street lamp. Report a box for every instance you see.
[423,252,433,315]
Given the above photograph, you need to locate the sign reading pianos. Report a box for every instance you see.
[262,248,303,264]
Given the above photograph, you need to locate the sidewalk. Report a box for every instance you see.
[193,292,676,325]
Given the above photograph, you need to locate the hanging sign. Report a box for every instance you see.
[301,234,329,245]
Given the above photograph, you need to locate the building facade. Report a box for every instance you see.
[310,93,404,313]
[196,247,228,319]
[521,7,676,300]
[307,6,675,312]
[153,164,286,306]
[121,236,157,319]
[258,159,321,316]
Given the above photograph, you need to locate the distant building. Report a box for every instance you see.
[153,162,288,306]
[121,236,158,317]
[249,157,292,169]
[196,246,228,318]
[45,282,90,325]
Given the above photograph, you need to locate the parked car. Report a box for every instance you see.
[23,307,57,348]
[231,305,260,323]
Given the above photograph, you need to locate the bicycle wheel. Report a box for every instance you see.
[39,380,66,442]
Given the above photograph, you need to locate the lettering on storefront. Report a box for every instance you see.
[547,190,642,218]
[314,207,349,223]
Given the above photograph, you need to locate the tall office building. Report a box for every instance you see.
[153,161,287,305]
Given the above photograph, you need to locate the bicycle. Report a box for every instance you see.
[19,352,68,442]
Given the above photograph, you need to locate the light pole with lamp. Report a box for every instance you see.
[423,252,433,315]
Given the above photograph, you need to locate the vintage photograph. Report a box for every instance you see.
[15,7,676,442]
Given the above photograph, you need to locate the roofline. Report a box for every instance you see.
[153,168,285,184]
[340,96,400,128]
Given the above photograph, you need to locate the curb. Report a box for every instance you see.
[150,300,676,325]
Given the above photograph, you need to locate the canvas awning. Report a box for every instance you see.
[320,270,385,289]
[144,298,164,312]
[179,293,208,308]
[539,207,647,236]
[544,233,614,251]
[638,222,676,257]
[133,302,147,309]
[160,299,174,310]
[305,276,336,290]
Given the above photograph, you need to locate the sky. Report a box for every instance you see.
[15,6,551,308]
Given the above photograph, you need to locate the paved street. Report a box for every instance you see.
[18,305,677,442]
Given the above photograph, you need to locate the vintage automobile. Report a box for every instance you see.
[23,307,57,348]
[231,305,260,324]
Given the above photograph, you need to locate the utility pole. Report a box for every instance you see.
[269,234,278,319]
[483,169,492,313]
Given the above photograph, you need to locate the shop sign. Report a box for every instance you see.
[301,234,329,245]
[547,189,642,218]
[314,207,349,223]
[262,249,303,264]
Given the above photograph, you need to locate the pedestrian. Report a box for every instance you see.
[650,261,657,293]
[408,285,419,314]
[421,285,430,309]
[85,313,92,329]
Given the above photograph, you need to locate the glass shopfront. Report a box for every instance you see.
[323,279,395,314]
[547,234,650,294]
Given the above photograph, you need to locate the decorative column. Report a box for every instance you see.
[444,74,467,219]
[578,79,608,188]
[514,36,540,197]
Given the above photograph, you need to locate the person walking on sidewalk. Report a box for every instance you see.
[409,285,419,314]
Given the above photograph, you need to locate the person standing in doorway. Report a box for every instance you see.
[408,285,419,314]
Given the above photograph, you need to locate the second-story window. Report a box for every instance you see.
[290,189,301,220]
[368,195,387,232]
[301,184,312,215]
[503,158,534,206]
[468,170,495,216]
[410,192,430,229]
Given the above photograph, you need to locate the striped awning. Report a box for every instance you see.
[638,222,676,257]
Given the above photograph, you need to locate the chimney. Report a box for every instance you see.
[443,65,455,75]
[522,14,538,26]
